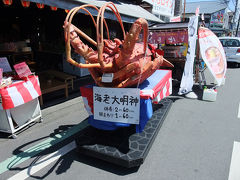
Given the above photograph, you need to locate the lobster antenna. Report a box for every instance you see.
[74,5,110,41]
[98,2,125,40]
[68,5,97,45]
[96,2,126,68]
[64,5,103,69]
[66,5,110,46]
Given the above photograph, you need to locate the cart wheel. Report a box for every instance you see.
[11,134,17,139]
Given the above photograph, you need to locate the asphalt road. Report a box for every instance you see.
[1,65,240,180]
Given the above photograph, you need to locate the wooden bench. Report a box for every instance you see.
[47,70,76,90]
[39,79,68,106]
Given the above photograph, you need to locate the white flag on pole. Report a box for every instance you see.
[198,27,227,86]
[178,15,199,95]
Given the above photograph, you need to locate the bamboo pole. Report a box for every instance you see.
[183,0,186,21]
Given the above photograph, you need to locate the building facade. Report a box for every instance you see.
[184,1,231,36]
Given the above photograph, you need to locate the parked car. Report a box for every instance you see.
[219,37,240,64]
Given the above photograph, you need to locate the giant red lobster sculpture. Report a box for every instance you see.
[64,2,173,88]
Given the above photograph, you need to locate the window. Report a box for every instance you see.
[220,39,240,47]
[220,39,227,47]
[226,39,240,47]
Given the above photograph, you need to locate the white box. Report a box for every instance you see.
[0,98,42,137]
[202,88,217,102]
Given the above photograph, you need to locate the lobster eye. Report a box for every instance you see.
[118,44,123,49]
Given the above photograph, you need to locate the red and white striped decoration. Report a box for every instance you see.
[36,3,44,9]
[152,76,172,104]
[21,0,30,8]
[80,86,93,116]
[0,75,41,109]
[2,0,12,5]
[140,70,172,103]
[80,70,172,115]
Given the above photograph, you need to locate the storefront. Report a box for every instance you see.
[0,0,162,69]
[148,22,189,80]
[0,0,162,104]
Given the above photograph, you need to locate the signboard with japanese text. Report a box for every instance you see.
[0,57,12,72]
[13,62,32,78]
[148,31,166,45]
[178,30,188,43]
[143,0,175,17]
[165,31,179,44]
[152,0,175,17]
[210,9,225,26]
[93,87,140,124]
[148,30,188,45]
[199,27,226,86]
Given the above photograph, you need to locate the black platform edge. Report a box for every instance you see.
[75,98,173,168]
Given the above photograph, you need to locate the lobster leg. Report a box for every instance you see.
[162,58,174,67]
[115,18,149,69]
[94,61,141,84]
[116,55,164,88]
[112,61,140,80]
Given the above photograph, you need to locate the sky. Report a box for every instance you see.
[186,0,236,11]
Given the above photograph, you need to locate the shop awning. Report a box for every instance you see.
[26,0,163,24]
[149,22,189,30]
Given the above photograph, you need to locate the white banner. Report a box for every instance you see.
[93,87,140,124]
[144,0,175,17]
[178,15,199,95]
[198,27,227,85]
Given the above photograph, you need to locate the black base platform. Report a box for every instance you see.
[75,98,172,168]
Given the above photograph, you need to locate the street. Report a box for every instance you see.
[0,66,240,180]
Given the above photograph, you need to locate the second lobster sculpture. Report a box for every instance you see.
[64,2,173,88]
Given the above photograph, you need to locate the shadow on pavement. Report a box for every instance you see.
[170,79,217,102]
[6,118,138,178]
[6,122,84,179]
[3,76,218,178]
[73,152,140,175]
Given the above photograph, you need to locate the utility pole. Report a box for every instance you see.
[234,0,239,36]
[236,14,240,36]
[183,0,186,21]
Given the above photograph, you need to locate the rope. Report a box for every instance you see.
[136,34,149,89]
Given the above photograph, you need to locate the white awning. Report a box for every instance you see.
[27,0,163,24]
